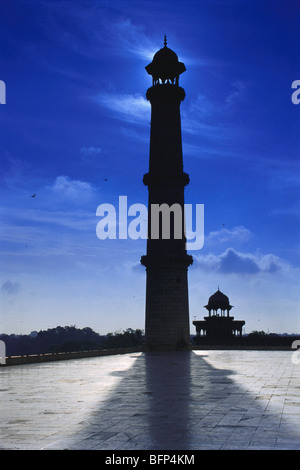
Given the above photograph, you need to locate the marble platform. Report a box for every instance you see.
[1,350,300,450]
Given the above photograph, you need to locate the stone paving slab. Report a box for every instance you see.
[1,350,300,450]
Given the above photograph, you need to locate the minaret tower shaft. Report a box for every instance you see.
[141,37,193,350]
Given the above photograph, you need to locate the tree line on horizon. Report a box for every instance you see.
[0,326,144,357]
[1,326,298,357]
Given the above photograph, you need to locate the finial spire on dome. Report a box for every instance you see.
[164,35,167,47]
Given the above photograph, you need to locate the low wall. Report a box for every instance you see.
[192,345,293,351]
[2,347,143,367]
[192,335,300,350]
[2,342,297,366]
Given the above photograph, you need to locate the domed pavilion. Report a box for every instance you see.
[193,288,245,342]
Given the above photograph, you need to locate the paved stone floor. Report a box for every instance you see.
[1,350,300,450]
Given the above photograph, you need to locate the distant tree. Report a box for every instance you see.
[0,326,144,356]
[102,328,144,349]
[245,330,269,346]
[248,330,267,336]
[0,326,104,356]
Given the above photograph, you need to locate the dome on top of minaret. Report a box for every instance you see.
[145,36,186,83]
[205,288,233,311]
[152,44,179,64]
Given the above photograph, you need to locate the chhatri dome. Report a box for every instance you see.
[205,288,233,314]
[145,35,186,85]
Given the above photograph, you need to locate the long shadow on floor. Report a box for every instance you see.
[65,350,300,450]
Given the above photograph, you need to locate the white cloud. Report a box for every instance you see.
[114,19,157,60]
[113,19,200,67]
[52,176,95,200]
[206,226,253,245]
[193,248,286,275]
[94,92,150,124]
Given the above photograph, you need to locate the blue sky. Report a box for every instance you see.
[0,0,299,335]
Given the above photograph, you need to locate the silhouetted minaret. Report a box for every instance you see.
[141,37,193,350]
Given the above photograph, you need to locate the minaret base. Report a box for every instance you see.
[141,254,193,350]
